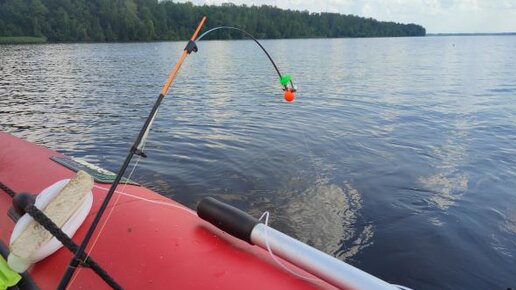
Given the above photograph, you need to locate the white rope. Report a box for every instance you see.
[92,184,195,216]
[258,211,320,283]
[391,285,414,290]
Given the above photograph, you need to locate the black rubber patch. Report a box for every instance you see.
[51,156,139,185]
[8,207,21,222]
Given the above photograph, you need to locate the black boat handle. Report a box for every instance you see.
[197,197,260,244]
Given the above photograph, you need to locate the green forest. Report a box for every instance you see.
[0,0,426,42]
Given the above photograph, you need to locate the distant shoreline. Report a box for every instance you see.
[0,34,427,45]
[3,33,515,45]
[0,36,47,45]
[427,32,516,36]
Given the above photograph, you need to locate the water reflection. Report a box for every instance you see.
[279,178,372,260]
[418,119,470,212]
[502,210,516,235]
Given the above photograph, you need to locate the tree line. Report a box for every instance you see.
[0,0,426,42]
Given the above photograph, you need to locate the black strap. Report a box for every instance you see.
[0,181,16,198]
[24,205,123,289]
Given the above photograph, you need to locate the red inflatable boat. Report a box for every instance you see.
[0,132,404,290]
[0,131,338,289]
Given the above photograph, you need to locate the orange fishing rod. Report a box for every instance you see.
[57,17,207,290]
[161,16,206,96]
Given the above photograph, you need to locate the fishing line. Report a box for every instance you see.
[69,140,148,289]
[258,211,320,283]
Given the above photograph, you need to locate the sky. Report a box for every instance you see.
[179,0,516,33]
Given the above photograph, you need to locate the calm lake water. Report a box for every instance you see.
[1,36,515,289]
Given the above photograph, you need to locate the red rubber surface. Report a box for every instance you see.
[0,132,342,290]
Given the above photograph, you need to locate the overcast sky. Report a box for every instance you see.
[180,0,516,33]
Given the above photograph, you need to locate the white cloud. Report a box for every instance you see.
[181,0,516,33]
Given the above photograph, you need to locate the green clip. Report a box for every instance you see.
[280,75,292,86]
[0,256,21,290]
